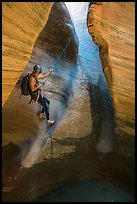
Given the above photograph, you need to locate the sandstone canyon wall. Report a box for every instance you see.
[36,2,79,61]
[2,2,53,106]
[87,2,135,137]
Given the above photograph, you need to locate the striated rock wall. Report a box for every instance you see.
[2,2,53,106]
[36,2,79,61]
[87,2,135,136]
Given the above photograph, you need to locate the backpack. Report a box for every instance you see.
[20,74,31,96]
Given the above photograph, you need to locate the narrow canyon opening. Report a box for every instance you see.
[2,2,135,202]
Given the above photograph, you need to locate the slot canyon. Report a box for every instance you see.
[2,2,135,202]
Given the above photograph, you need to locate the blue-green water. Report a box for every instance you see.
[38,180,134,202]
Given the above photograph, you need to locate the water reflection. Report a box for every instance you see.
[37,180,134,202]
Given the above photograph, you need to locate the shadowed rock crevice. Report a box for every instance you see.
[87,81,115,153]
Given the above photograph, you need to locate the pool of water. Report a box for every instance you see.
[38,180,134,202]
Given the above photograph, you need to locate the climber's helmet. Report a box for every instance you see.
[33,65,42,74]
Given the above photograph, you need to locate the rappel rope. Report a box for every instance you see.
[42,34,74,86]
[49,133,62,189]
[45,34,74,189]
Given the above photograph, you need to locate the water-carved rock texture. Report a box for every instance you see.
[2,2,53,106]
[36,2,79,61]
[87,2,135,136]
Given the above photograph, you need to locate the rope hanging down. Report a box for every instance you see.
[44,34,75,187]
[43,34,74,85]
[58,35,73,60]
[40,32,76,191]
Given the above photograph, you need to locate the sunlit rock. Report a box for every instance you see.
[87,2,135,136]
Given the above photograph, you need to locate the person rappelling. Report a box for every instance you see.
[20,64,55,126]
[20,34,74,126]
[29,65,55,125]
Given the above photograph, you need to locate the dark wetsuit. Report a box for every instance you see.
[29,74,50,120]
